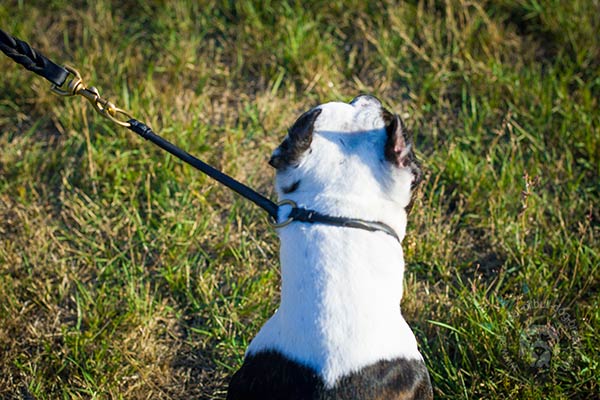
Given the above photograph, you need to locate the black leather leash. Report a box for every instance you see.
[127,119,279,219]
[0,28,400,242]
[0,29,69,87]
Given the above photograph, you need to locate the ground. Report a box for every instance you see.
[0,1,598,399]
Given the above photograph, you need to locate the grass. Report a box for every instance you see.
[0,0,598,398]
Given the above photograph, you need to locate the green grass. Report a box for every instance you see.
[0,0,598,398]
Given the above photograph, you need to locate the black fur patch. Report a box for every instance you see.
[269,108,322,170]
[282,180,301,194]
[227,350,433,400]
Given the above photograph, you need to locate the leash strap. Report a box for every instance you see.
[127,119,280,219]
[1,29,400,242]
[0,29,69,87]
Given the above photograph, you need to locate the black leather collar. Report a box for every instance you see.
[290,207,400,242]
[271,200,400,242]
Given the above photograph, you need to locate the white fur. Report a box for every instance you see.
[247,98,422,387]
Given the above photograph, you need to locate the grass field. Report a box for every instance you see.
[1,0,598,398]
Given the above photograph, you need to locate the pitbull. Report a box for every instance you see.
[227,95,433,400]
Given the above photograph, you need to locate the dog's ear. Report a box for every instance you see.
[383,111,411,168]
[269,108,322,169]
[384,111,423,187]
[288,108,321,150]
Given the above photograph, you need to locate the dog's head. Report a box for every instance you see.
[269,95,422,238]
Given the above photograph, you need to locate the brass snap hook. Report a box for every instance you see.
[51,65,133,127]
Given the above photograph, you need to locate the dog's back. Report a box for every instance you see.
[227,95,432,399]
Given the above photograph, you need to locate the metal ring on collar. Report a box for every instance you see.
[269,199,297,228]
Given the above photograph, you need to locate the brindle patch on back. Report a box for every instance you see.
[227,350,433,400]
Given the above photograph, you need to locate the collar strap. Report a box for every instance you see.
[271,200,400,242]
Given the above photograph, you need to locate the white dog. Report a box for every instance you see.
[227,95,432,399]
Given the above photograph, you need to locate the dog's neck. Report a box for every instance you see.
[247,210,422,387]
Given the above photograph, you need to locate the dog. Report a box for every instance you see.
[227,95,432,399]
